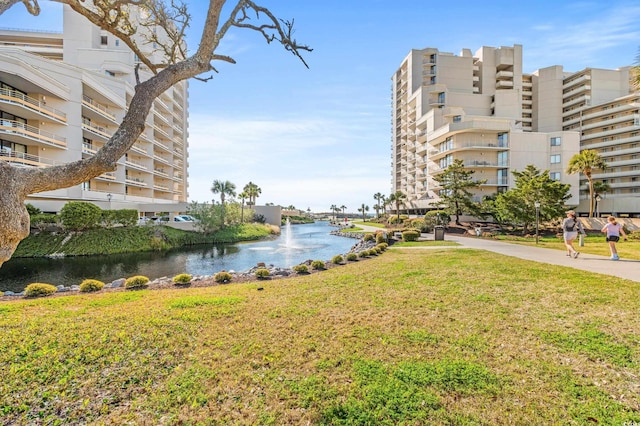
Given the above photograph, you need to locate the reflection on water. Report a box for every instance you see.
[0,222,357,293]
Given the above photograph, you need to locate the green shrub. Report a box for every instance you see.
[255,268,270,279]
[125,275,149,290]
[172,273,192,284]
[358,251,369,258]
[374,246,383,254]
[293,264,309,274]
[115,209,139,227]
[363,233,375,242]
[214,271,233,283]
[367,249,378,256]
[411,218,425,228]
[149,236,170,251]
[388,214,409,225]
[311,260,326,270]
[425,210,451,227]
[25,203,41,215]
[402,230,420,242]
[24,283,57,298]
[376,242,388,251]
[331,255,344,264]
[30,213,59,230]
[346,253,358,261]
[375,231,388,244]
[61,201,102,231]
[79,279,105,293]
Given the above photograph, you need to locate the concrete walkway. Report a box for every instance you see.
[352,222,639,283]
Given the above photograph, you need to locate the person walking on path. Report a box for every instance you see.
[562,210,585,258]
[601,215,627,260]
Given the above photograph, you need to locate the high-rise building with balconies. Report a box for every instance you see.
[392,44,637,216]
[0,5,189,215]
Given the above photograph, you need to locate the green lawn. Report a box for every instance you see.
[352,221,386,228]
[392,240,459,247]
[494,234,640,260]
[1,248,639,424]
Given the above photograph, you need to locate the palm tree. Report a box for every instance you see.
[388,191,407,223]
[243,182,262,207]
[238,191,249,223]
[593,181,611,217]
[340,205,347,220]
[373,192,384,219]
[567,150,607,218]
[357,204,369,221]
[330,204,337,222]
[211,180,236,207]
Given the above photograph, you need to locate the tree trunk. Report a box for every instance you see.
[0,164,31,266]
[587,175,594,218]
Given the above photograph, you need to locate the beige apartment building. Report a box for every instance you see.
[392,44,638,217]
[0,5,189,215]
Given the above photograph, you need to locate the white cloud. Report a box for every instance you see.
[526,4,640,70]
[186,113,390,212]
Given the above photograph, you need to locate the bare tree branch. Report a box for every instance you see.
[0,0,311,267]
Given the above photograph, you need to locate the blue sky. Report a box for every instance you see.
[3,1,640,212]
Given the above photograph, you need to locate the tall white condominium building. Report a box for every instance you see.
[392,44,638,217]
[0,5,189,214]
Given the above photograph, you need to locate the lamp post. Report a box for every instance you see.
[534,201,540,244]
[595,195,601,218]
[107,193,112,210]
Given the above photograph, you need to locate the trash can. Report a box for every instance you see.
[434,225,445,241]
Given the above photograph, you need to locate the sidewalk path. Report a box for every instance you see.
[351,223,639,283]
[444,234,640,283]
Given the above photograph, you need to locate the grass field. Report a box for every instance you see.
[1,247,640,424]
[494,234,640,260]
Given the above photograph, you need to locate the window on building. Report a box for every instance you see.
[100,35,108,45]
[115,40,120,47]
[497,133,508,147]
[497,151,508,167]
[550,154,561,164]
[105,70,115,77]
[439,154,453,169]
[550,137,561,146]
[453,115,461,123]
[430,76,436,84]
[497,169,508,185]
[437,92,445,104]
[550,172,561,181]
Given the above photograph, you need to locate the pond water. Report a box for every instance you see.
[0,221,359,293]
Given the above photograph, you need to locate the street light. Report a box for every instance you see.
[107,193,112,210]
[595,195,602,218]
[534,201,541,244]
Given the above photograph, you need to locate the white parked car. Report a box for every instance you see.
[176,215,198,222]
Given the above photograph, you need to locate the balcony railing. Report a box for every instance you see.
[130,144,146,154]
[0,119,66,147]
[82,142,97,154]
[125,177,147,186]
[0,149,58,167]
[82,95,116,121]
[82,119,111,139]
[125,158,147,170]
[0,87,67,122]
